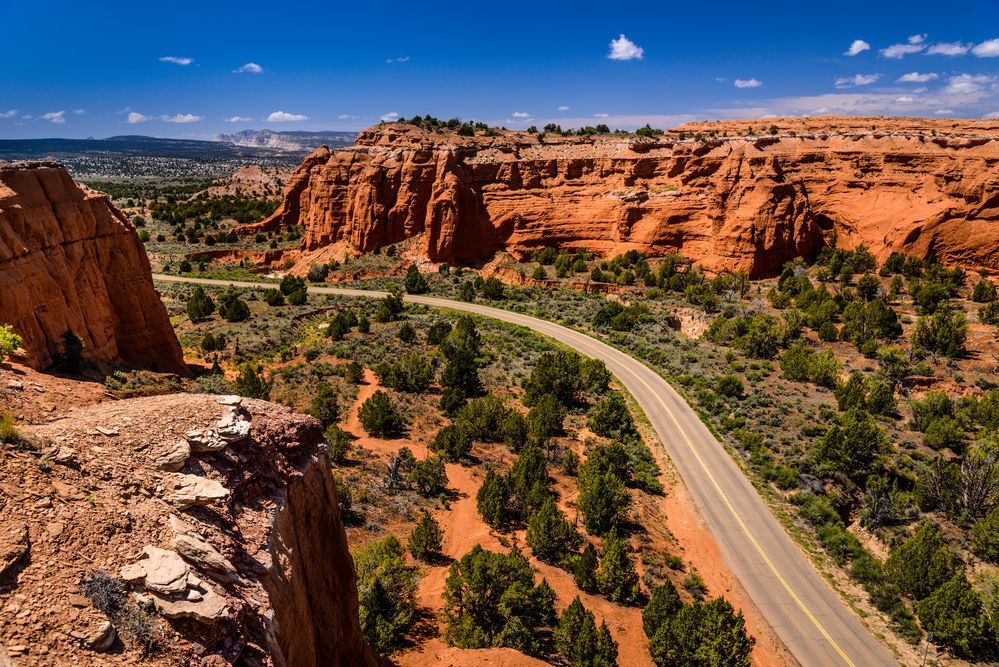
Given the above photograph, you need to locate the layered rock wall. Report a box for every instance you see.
[250,118,999,277]
[0,162,186,373]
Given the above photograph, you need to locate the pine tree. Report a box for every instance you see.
[526,496,581,563]
[186,286,215,322]
[643,581,683,637]
[597,531,640,604]
[404,264,429,294]
[594,620,619,666]
[408,511,443,562]
[574,543,598,592]
[308,381,340,429]
[476,469,511,529]
[358,390,404,437]
[554,597,597,666]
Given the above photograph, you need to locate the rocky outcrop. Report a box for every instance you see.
[0,393,375,666]
[248,117,999,277]
[0,161,187,373]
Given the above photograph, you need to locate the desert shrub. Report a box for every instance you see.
[233,363,270,399]
[596,530,640,603]
[439,387,467,417]
[972,278,997,303]
[554,597,618,667]
[443,545,555,655]
[408,511,443,562]
[971,506,999,563]
[199,332,226,352]
[813,408,889,482]
[430,423,473,461]
[308,381,340,429]
[426,320,452,345]
[0,412,21,445]
[780,342,840,388]
[55,330,85,374]
[884,522,959,600]
[0,324,23,365]
[410,455,448,496]
[476,469,512,529]
[979,300,999,325]
[263,288,285,306]
[912,307,967,358]
[324,424,351,463]
[923,415,964,452]
[80,570,159,654]
[374,353,434,393]
[523,350,582,407]
[577,444,631,534]
[587,392,635,437]
[358,390,404,437]
[715,374,744,398]
[404,264,429,294]
[440,317,482,396]
[186,286,215,322]
[526,394,566,441]
[525,496,581,564]
[647,597,754,667]
[279,274,306,296]
[355,535,419,654]
[643,581,682,637]
[908,390,953,431]
[375,291,405,323]
[217,288,250,322]
[915,573,990,658]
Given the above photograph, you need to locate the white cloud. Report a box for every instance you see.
[983,111,999,119]
[926,41,970,56]
[844,39,870,56]
[338,114,360,120]
[594,113,610,118]
[895,96,915,103]
[881,35,927,59]
[234,62,263,74]
[607,34,643,61]
[127,112,150,124]
[557,105,570,111]
[42,111,66,124]
[73,109,85,115]
[386,56,410,64]
[380,112,400,122]
[942,73,994,95]
[935,108,955,115]
[226,116,253,123]
[972,38,999,57]
[161,113,203,123]
[898,71,938,83]
[835,73,880,88]
[511,111,531,118]
[0,109,16,118]
[734,78,762,88]
[267,110,309,122]
[159,56,193,65]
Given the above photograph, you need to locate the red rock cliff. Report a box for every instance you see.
[250,117,999,277]
[0,162,187,374]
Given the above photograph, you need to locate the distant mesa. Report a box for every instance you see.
[240,115,999,278]
[214,129,357,152]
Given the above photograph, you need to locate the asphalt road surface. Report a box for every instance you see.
[155,274,899,667]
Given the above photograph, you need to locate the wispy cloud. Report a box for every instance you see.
[42,111,66,124]
[234,62,263,74]
[73,109,85,115]
[226,116,253,123]
[557,105,570,111]
[338,114,360,120]
[926,41,970,56]
[594,113,610,118]
[386,56,410,64]
[844,39,870,56]
[379,112,400,122]
[881,34,926,59]
[0,109,17,119]
[159,56,193,65]
[127,112,151,124]
[984,111,999,119]
[972,38,999,57]
[511,111,531,119]
[161,113,203,123]
[267,110,308,122]
[607,34,643,61]
[835,73,880,88]
[898,71,938,83]
[895,96,915,103]
[734,78,762,88]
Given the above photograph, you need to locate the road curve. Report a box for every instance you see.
[155,274,897,667]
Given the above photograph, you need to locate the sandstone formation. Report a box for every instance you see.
[0,161,187,373]
[0,391,376,666]
[245,117,999,277]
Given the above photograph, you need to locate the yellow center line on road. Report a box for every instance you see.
[567,333,855,667]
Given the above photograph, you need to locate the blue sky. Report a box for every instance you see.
[2,0,998,138]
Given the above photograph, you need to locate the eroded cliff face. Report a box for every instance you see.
[250,117,999,277]
[0,162,186,373]
[0,389,375,666]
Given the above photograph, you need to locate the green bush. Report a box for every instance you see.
[410,455,448,496]
[430,423,473,461]
[233,363,271,399]
[971,506,999,563]
[554,597,618,666]
[307,381,340,429]
[324,424,351,463]
[596,530,640,603]
[217,288,250,322]
[0,412,21,445]
[647,597,754,667]
[408,511,443,562]
[643,581,682,637]
[443,545,555,655]
[355,535,419,654]
[885,522,959,600]
[587,392,635,437]
[404,264,429,294]
[186,286,215,322]
[525,496,581,564]
[263,288,285,306]
[374,353,434,393]
[526,394,566,441]
[915,574,989,658]
[358,390,404,437]
[0,324,23,365]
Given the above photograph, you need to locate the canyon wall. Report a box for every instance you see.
[249,117,999,277]
[0,162,186,374]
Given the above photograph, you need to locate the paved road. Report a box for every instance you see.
[155,274,898,667]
